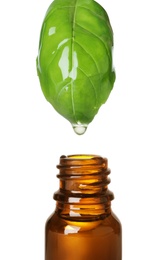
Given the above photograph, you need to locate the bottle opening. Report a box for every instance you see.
[59,154,107,167]
[67,155,99,160]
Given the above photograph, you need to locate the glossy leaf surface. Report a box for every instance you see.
[36,0,115,126]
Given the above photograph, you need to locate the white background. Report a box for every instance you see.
[0,0,163,259]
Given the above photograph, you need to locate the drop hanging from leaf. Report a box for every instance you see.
[73,123,87,135]
[36,0,115,135]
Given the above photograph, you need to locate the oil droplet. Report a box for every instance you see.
[72,124,87,135]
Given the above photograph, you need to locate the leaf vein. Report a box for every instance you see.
[77,67,98,106]
[77,5,106,22]
[56,82,72,102]
[70,0,78,122]
[74,40,100,74]
[76,22,110,56]
[45,38,71,74]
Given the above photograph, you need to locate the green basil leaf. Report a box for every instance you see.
[36,0,115,131]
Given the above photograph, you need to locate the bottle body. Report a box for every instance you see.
[45,155,122,260]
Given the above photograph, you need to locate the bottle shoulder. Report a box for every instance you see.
[102,210,122,234]
[46,210,121,236]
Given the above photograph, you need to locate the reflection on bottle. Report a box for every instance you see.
[64,225,81,235]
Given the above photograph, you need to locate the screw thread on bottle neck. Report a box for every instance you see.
[54,155,114,221]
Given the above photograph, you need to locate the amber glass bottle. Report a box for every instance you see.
[45,155,122,260]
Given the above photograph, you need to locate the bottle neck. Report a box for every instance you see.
[54,155,114,221]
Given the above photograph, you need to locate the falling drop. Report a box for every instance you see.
[72,124,87,135]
